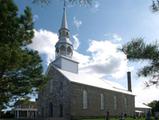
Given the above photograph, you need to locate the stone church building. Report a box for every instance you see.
[37,4,135,120]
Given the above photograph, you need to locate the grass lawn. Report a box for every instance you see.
[81,117,146,120]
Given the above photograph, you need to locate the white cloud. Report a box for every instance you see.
[90,1,100,12]
[73,17,82,29]
[79,40,128,78]
[113,34,122,41]
[104,33,123,42]
[73,34,80,50]
[33,14,39,22]
[134,77,159,104]
[29,29,127,79]
[28,29,58,71]
[73,51,90,67]
[94,1,100,9]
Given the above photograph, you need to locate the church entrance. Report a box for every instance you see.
[49,102,53,117]
[59,104,63,117]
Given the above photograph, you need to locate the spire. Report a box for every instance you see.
[53,0,79,74]
[55,0,73,59]
[61,0,68,29]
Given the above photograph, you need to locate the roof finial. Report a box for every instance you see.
[61,0,68,29]
[64,0,66,9]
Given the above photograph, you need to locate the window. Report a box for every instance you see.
[124,97,128,110]
[59,82,63,97]
[67,47,72,56]
[66,31,69,36]
[60,45,65,55]
[41,107,44,117]
[49,103,53,117]
[50,80,53,93]
[56,48,59,53]
[59,104,63,117]
[83,90,88,109]
[113,96,117,110]
[100,93,104,110]
[62,31,65,36]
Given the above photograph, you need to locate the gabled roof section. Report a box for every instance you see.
[135,102,152,109]
[52,65,135,95]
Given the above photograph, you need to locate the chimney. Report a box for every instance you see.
[127,71,132,92]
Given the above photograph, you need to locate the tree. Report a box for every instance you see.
[0,0,46,110]
[32,0,93,5]
[152,0,159,12]
[148,100,159,115]
[122,38,159,86]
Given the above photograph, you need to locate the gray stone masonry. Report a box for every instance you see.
[38,64,71,120]
[70,82,135,119]
[38,64,135,120]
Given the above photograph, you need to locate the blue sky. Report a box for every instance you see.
[15,0,159,45]
[15,0,159,103]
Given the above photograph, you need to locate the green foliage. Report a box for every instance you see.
[68,0,93,5]
[148,100,159,115]
[81,117,145,120]
[32,0,93,5]
[0,0,46,110]
[152,0,159,12]
[121,38,159,86]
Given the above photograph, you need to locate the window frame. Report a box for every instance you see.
[100,93,104,110]
[82,90,88,109]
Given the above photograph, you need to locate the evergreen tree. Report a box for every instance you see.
[148,100,159,115]
[32,0,93,5]
[152,0,159,12]
[0,0,45,110]
[122,38,159,86]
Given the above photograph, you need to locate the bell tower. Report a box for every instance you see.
[53,1,78,73]
[55,1,73,58]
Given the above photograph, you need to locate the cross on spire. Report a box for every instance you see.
[64,0,66,8]
[61,0,68,29]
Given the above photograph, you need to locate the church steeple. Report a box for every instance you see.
[55,0,73,58]
[53,0,78,74]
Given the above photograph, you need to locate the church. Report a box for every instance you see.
[37,4,135,120]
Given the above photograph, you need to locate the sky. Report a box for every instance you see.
[15,0,159,104]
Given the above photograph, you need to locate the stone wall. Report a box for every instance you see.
[70,82,135,119]
[38,64,135,120]
[37,64,71,120]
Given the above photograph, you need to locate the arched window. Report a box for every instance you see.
[114,96,117,110]
[49,103,53,117]
[60,31,65,36]
[66,31,69,36]
[59,104,63,117]
[41,107,44,118]
[59,82,63,97]
[100,93,104,110]
[60,45,65,55]
[56,48,59,53]
[83,90,88,109]
[50,80,53,93]
[60,31,62,36]
[67,47,72,56]
[124,97,128,110]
